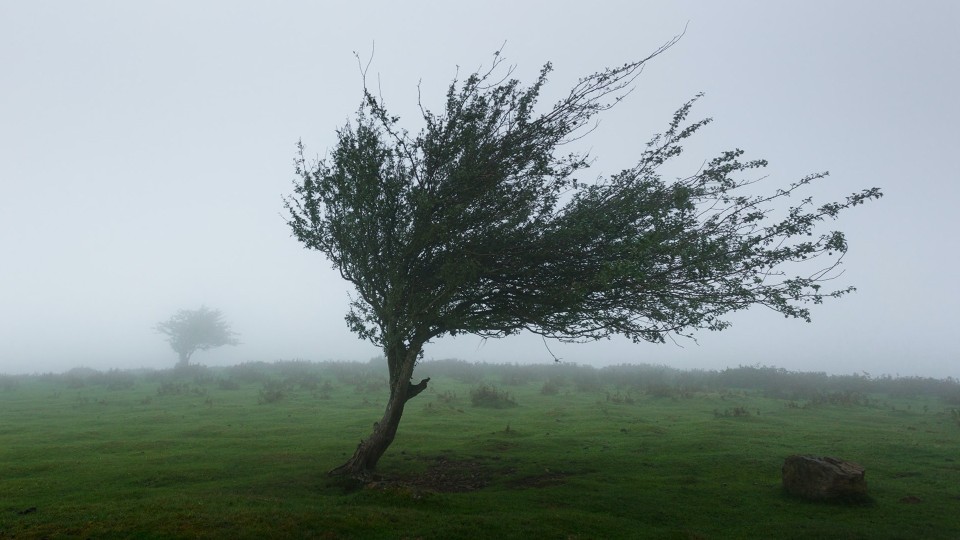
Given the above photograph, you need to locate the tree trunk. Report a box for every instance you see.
[176,353,190,369]
[329,343,429,480]
[175,351,191,369]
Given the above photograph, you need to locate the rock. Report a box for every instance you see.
[782,455,868,501]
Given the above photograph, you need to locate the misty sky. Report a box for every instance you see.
[1,1,957,377]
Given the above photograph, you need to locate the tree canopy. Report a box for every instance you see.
[285,42,881,477]
[155,306,239,368]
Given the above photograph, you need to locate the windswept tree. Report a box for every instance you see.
[155,306,239,368]
[285,39,881,479]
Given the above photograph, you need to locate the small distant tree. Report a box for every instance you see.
[285,39,881,479]
[155,306,239,368]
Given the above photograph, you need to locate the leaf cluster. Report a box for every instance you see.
[155,306,240,360]
[285,42,881,352]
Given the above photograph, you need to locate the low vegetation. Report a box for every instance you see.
[470,383,518,408]
[1,359,958,538]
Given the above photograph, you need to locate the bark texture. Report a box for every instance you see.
[329,345,430,479]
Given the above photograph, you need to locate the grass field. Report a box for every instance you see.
[1,361,958,539]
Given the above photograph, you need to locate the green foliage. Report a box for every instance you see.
[217,378,240,390]
[224,361,273,383]
[257,380,286,404]
[809,390,870,407]
[435,390,459,404]
[0,375,21,392]
[714,406,752,418]
[418,359,483,383]
[605,389,637,404]
[93,369,136,391]
[286,47,881,354]
[501,369,535,386]
[646,384,686,399]
[352,375,388,394]
[470,383,518,408]
[540,377,563,395]
[156,381,205,397]
[423,390,462,415]
[316,380,334,400]
[155,306,239,367]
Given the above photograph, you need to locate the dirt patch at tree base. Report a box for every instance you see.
[507,470,568,489]
[364,456,571,493]
[401,457,493,492]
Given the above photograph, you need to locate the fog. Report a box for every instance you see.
[2,1,957,377]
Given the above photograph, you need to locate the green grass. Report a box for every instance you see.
[1,365,959,539]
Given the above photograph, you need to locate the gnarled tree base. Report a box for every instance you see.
[328,440,386,482]
[328,377,431,481]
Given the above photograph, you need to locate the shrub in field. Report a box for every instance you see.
[273,359,319,377]
[66,367,99,378]
[62,368,95,389]
[810,391,869,407]
[328,360,387,387]
[354,375,388,394]
[541,378,562,395]
[218,378,240,390]
[876,375,960,401]
[258,380,286,404]
[94,369,136,391]
[226,362,273,384]
[435,390,458,404]
[606,390,635,404]
[674,369,715,392]
[601,363,679,389]
[315,380,334,400]
[501,366,536,386]
[424,390,463,414]
[294,373,323,391]
[157,381,188,396]
[155,381,206,397]
[647,384,681,399]
[417,359,482,383]
[470,384,517,408]
[0,375,20,392]
[714,407,751,418]
[191,367,216,386]
[573,371,603,393]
